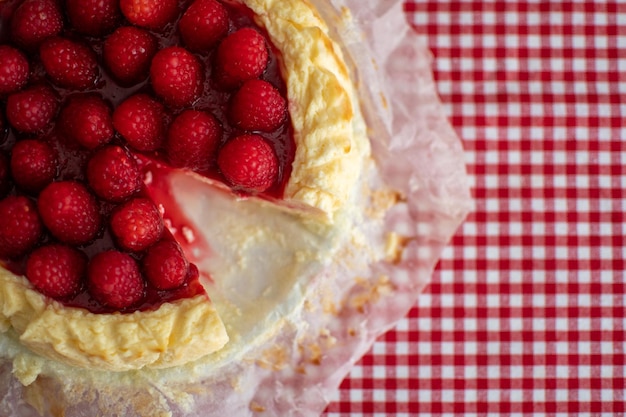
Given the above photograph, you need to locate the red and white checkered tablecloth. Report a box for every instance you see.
[324,1,625,415]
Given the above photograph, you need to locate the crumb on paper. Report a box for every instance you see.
[371,57,379,71]
[365,188,402,219]
[339,6,352,23]
[296,328,337,369]
[379,91,388,110]
[255,345,288,371]
[322,295,338,315]
[307,343,323,366]
[306,283,339,315]
[384,232,411,264]
[250,401,266,412]
[348,275,395,313]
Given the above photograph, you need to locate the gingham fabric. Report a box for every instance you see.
[324,1,625,415]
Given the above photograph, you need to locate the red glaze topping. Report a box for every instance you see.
[0,0,295,313]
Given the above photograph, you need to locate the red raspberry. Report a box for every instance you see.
[10,0,63,50]
[88,250,145,309]
[10,139,57,193]
[0,195,42,258]
[103,26,157,85]
[0,152,11,197]
[178,0,229,52]
[120,0,178,30]
[229,79,287,132]
[166,110,221,170]
[110,197,163,252]
[59,95,114,149]
[66,0,120,36]
[38,181,102,245]
[143,240,189,290]
[217,134,278,193]
[113,94,167,151]
[215,28,268,88]
[87,145,141,202]
[26,244,86,299]
[0,45,30,95]
[40,37,98,90]
[6,85,58,133]
[150,46,203,108]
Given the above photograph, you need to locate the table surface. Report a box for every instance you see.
[324,1,625,415]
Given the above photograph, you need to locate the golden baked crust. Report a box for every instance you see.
[0,0,368,375]
[248,0,369,219]
[0,268,228,372]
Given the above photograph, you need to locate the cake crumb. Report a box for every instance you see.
[365,188,402,219]
[256,345,288,371]
[308,343,322,365]
[250,401,266,412]
[349,275,395,313]
[384,232,411,264]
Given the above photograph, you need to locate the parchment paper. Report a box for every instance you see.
[0,0,471,415]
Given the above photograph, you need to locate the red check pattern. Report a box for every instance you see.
[324,1,626,415]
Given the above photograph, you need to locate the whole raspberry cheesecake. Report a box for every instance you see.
[0,0,371,381]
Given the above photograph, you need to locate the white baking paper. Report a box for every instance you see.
[0,0,471,415]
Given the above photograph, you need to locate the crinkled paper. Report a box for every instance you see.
[0,0,471,415]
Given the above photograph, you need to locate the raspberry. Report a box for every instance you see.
[166,110,221,170]
[87,145,142,202]
[10,0,63,50]
[40,37,99,90]
[120,0,178,30]
[0,45,30,95]
[59,95,114,149]
[217,134,278,193]
[143,240,189,290]
[38,181,102,245]
[103,26,157,85]
[88,250,145,309]
[66,0,121,36]
[215,28,268,88]
[10,139,57,193]
[26,244,86,299]
[0,195,42,258]
[0,153,11,197]
[178,0,229,52]
[110,197,163,252]
[5,85,58,133]
[150,46,203,108]
[229,79,287,132]
[113,94,167,152]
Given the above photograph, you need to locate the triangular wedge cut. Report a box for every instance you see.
[143,166,343,355]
